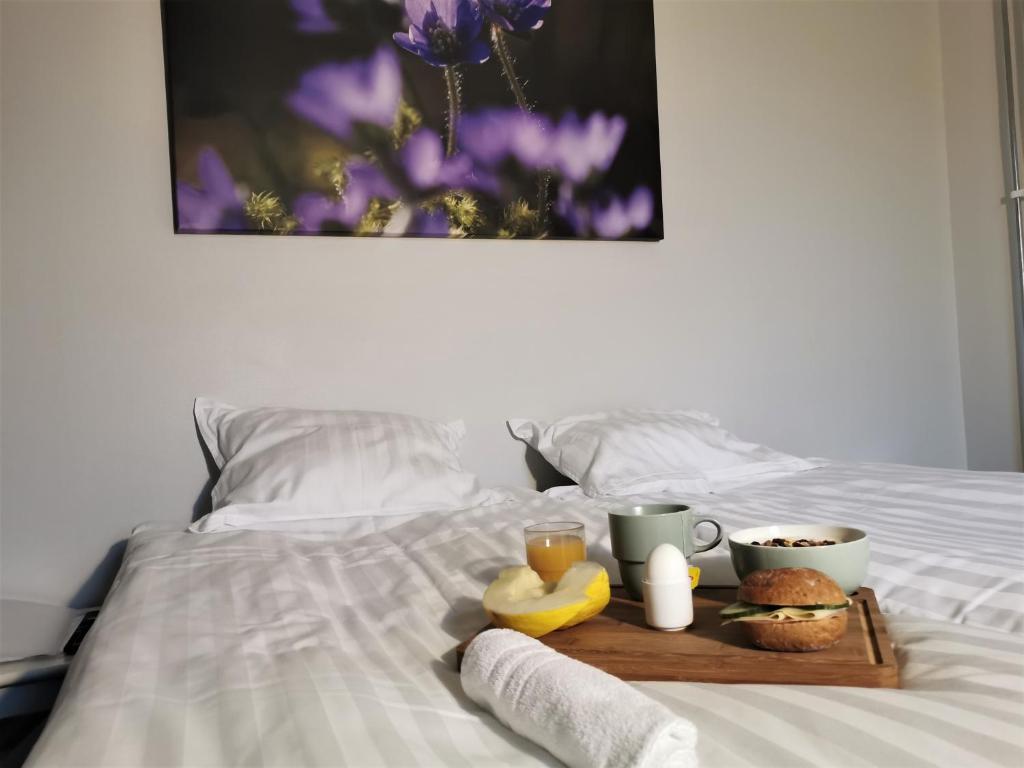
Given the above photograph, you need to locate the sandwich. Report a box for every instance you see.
[720,567,851,652]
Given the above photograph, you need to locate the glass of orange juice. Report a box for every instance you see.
[525,522,586,583]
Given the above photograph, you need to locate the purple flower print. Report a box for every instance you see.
[555,184,653,238]
[290,0,339,32]
[458,108,551,169]
[293,161,398,231]
[406,208,451,236]
[456,111,507,165]
[292,194,350,232]
[393,0,490,67]
[459,109,625,183]
[550,112,626,183]
[175,147,244,231]
[480,0,551,33]
[294,123,496,234]
[400,128,475,189]
[288,47,402,140]
[397,127,503,197]
[592,186,654,238]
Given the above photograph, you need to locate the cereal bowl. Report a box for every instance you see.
[728,524,869,595]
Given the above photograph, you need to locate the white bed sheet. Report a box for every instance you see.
[28,465,1024,767]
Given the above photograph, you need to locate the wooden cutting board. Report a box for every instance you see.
[456,587,899,688]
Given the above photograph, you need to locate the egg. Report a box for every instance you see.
[644,543,689,584]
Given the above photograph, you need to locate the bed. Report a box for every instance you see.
[27,475,1024,767]
[24,404,1024,767]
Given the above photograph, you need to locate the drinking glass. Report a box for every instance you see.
[524,522,586,582]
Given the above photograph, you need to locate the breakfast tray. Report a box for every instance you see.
[456,587,899,688]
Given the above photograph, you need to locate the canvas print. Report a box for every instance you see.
[162,0,663,240]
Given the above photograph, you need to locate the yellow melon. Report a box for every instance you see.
[482,561,611,638]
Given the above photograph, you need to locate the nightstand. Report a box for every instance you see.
[0,600,82,719]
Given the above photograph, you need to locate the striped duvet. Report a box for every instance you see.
[27,463,1024,767]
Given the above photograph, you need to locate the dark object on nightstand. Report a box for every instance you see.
[1,600,97,721]
[62,611,99,656]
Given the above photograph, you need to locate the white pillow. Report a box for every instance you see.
[508,410,819,497]
[191,398,498,531]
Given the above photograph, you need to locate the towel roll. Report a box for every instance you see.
[461,628,698,768]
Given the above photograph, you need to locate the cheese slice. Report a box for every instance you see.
[725,606,847,624]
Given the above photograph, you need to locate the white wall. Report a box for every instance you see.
[939,0,1022,471]
[1,0,969,607]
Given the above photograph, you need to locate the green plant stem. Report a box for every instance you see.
[444,66,460,157]
[491,25,530,111]
[489,24,548,233]
[536,175,549,231]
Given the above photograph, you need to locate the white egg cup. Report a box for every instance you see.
[642,543,694,631]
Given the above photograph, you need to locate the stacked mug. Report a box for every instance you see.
[608,504,723,601]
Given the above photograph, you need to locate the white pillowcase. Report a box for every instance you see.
[191,398,499,532]
[508,410,819,498]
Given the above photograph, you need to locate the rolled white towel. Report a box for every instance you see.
[461,628,698,768]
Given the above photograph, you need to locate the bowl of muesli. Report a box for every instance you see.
[728,524,868,595]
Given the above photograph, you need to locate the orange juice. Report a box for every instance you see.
[526,534,586,582]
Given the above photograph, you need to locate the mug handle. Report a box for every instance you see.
[691,517,723,553]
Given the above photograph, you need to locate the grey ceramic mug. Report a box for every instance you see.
[608,504,723,600]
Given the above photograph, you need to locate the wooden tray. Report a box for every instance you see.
[457,587,899,688]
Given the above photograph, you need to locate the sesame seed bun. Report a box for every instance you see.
[737,567,847,607]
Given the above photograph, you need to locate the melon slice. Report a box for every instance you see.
[482,561,611,638]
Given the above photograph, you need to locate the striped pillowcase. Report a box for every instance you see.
[509,409,818,497]
[191,398,499,531]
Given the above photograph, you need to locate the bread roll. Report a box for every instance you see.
[735,568,849,652]
[737,567,847,607]
[741,612,848,652]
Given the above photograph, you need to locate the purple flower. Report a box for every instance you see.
[294,159,455,236]
[175,147,244,232]
[550,112,626,183]
[480,0,550,33]
[295,123,494,234]
[405,208,451,236]
[291,0,339,32]
[458,108,551,169]
[458,109,626,185]
[394,0,490,67]
[293,161,398,231]
[401,128,475,189]
[556,184,653,239]
[288,47,401,140]
[592,186,654,238]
